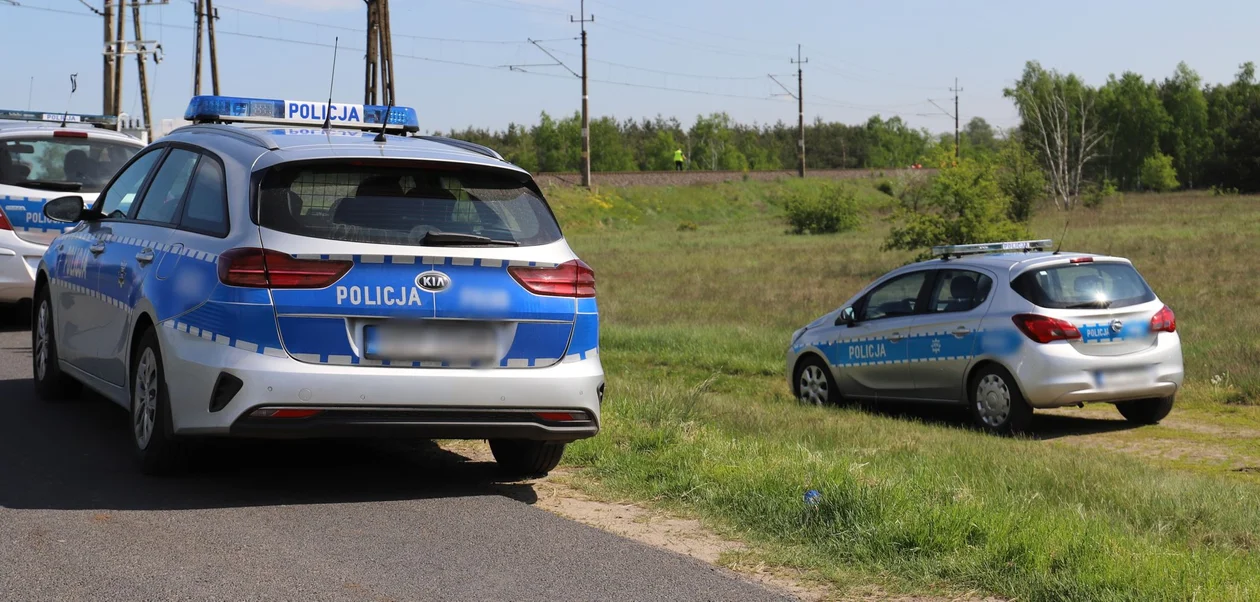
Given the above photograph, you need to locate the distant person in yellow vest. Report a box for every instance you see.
[673,149,686,171]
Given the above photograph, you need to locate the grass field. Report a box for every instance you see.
[546,181,1260,601]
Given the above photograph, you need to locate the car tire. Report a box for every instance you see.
[31,286,81,400]
[794,356,840,407]
[1116,396,1175,425]
[489,439,566,477]
[131,328,184,476]
[968,364,1033,436]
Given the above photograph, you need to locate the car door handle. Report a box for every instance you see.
[953,326,972,338]
[888,332,904,343]
[135,248,156,265]
[89,242,106,255]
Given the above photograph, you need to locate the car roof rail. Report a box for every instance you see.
[167,123,282,151]
[416,135,505,161]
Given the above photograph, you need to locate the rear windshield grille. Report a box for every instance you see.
[1011,262,1156,309]
[256,162,562,247]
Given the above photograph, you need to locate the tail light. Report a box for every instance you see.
[534,411,589,423]
[249,408,323,419]
[0,210,11,231]
[1150,305,1176,333]
[218,248,351,288]
[509,259,596,298]
[1012,314,1082,344]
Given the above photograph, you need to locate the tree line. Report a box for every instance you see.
[439,61,1260,193]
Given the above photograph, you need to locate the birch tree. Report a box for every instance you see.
[1005,62,1105,210]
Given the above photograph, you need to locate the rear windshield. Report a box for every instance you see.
[1011,262,1156,309]
[0,137,140,193]
[256,162,562,247]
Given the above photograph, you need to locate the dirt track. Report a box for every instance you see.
[533,168,934,188]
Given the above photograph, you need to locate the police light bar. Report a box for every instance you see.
[0,108,119,129]
[931,239,1053,258]
[183,96,419,134]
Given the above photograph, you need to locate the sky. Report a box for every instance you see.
[2,0,1259,136]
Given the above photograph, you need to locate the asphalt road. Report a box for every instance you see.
[0,325,787,602]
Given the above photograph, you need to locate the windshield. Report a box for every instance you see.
[0,136,140,193]
[1011,262,1157,309]
[256,161,562,247]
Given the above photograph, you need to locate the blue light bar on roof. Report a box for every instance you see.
[183,95,420,133]
[0,108,119,129]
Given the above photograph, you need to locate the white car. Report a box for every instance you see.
[33,95,603,475]
[0,110,143,318]
[787,240,1184,434]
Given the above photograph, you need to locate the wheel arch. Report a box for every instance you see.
[965,359,1024,399]
[791,350,831,395]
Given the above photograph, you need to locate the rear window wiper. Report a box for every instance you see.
[1065,300,1112,309]
[16,180,83,192]
[419,231,520,247]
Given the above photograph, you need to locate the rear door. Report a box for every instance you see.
[252,160,580,368]
[909,268,996,402]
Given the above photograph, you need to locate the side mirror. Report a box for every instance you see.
[43,196,93,223]
[835,307,857,327]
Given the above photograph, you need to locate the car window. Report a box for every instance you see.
[0,137,139,193]
[929,270,994,314]
[1011,262,1156,309]
[860,271,928,321]
[134,149,199,225]
[98,149,163,219]
[179,158,229,236]
[257,161,563,247]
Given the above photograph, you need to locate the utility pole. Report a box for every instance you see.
[571,0,593,188]
[792,44,808,178]
[131,0,153,140]
[111,2,126,116]
[363,0,395,106]
[951,78,962,159]
[103,1,115,114]
[193,0,221,96]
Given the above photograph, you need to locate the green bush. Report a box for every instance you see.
[996,139,1046,222]
[781,181,861,235]
[875,179,895,196]
[1084,178,1121,208]
[884,149,1026,259]
[1141,152,1180,192]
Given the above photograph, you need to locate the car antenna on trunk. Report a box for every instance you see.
[1052,210,1073,255]
[321,37,339,131]
[374,103,394,143]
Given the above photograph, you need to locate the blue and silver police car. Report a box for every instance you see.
[0,110,143,319]
[33,96,602,475]
[787,240,1183,434]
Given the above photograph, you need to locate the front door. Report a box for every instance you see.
[830,270,932,401]
[56,148,163,371]
[909,269,996,402]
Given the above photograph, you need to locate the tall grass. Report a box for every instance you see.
[549,181,1260,600]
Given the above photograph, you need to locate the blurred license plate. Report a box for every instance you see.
[363,322,499,363]
[1095,367,1152,390]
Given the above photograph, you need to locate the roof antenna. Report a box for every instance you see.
[1052,209,1073,255]
[373,102,394,143]
[321,37,339,131]
[59,73,78,128]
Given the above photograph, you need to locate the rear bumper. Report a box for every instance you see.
[158,321,605,439]
[1008,332,1184,408]
[229,406,599,441]
[0,232,45,303]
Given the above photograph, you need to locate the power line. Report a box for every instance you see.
[75,0,104,17]
[537,44,769,81]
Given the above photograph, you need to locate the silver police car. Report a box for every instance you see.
[33,95,602,475]
[786,240,1183,434]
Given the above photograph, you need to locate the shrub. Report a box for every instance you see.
[1083,178,1120,208]
[884,150,1026,259]
[997,139,1046,223]
[875,179,895,196]
[1141,152,1180,192]
[782,181,861,235]
[677,221,698,232]
[1211,185,1240,196]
